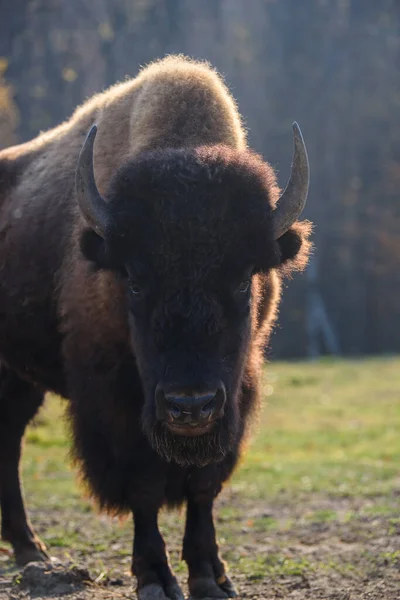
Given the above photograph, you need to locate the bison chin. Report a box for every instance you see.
[144,419,236,468]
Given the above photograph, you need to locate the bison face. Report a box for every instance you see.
[123,255,254,468]
[76,126,309,467]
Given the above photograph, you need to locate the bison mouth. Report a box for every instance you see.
[166,421,215,437]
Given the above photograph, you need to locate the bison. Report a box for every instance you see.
[0,56,312,599]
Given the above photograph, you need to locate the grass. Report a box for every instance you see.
[237,356,400,498]
[4,356,400,592]
[23,356,400,503]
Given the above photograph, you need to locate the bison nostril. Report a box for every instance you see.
[200,400,215,419]
[169,404,182,420]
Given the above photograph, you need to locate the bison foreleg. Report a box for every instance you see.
[0,369,48,566]
[183,497,237,599]
[132,507,184,600]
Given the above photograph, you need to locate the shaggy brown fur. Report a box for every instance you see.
[0,55,311,599]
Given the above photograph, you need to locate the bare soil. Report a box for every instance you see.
[1,493,399,600]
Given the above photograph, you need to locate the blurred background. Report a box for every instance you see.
[0,0,399,359]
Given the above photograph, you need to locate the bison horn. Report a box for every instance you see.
[75,125,109,238]
[272,122,309,239]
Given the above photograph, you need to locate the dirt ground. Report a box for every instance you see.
[1,492,399,600]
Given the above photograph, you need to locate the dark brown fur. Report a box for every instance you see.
[0,56,311,598]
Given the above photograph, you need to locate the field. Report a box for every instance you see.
[1,357,400,599]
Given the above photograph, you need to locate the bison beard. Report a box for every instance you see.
[143,400,239,467]
[148,425,227,467]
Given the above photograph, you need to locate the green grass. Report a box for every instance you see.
[233,553,312,581]
[237,356,400,498]
[22,356,400,506]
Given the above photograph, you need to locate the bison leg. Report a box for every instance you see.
[0,368,49,566]
[183,498,237,599]
[132,508,184,600]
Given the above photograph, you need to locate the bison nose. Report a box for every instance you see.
[155,384,226,427]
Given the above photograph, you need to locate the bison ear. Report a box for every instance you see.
[275,220,313,272]
[80,229,109,270]
[276,229,302,264]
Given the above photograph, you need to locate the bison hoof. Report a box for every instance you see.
[165,581,185,600]
[138,582,185,600]
[189,575,238,599]
[15,544,50,567]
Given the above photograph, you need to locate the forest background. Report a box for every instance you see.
[1,0,399,358]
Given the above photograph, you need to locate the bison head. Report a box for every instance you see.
[75,125,310,467]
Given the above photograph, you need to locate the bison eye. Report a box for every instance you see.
[129,281,141,296]
[237,279,250,293]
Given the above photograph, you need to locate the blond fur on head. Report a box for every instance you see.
[1,54,247,196]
